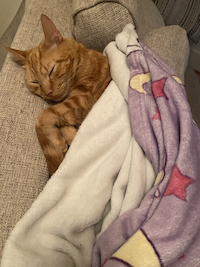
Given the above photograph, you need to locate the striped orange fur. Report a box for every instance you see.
[5,14,111,175]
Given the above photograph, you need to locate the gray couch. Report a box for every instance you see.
[0,0,199,260]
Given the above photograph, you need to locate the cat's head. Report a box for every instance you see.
[5,14,78,102]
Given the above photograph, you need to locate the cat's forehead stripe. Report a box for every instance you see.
[29,50,41,71]
[29,48,48,75]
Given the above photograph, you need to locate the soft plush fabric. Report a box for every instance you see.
[0,0,73,259]
[152,0,200,43]
[92,23,200,267]
[72,0,165,52]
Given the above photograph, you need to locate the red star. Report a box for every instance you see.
[164,165,194,201]
[152,107,161,120]
[102,259,108,267]
[152,78,168,99]
[178,255,185,260]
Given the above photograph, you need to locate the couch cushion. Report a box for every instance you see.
[73,2,133,52]
[72,0,165,52]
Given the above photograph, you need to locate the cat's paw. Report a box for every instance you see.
[35,110,78,175]
[35,112,68,175]
[60,126,77,146]
[35,124,68,175]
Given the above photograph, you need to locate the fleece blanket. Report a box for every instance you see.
[1,24,200,267]
[92,25,200,266]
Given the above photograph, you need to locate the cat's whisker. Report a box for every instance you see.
[67,62,83,84]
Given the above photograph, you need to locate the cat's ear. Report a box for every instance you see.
[4,46,27,66]
[41,14,63,47]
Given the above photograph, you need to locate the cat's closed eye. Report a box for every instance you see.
[31,81,39,85]
[49,65,55,78]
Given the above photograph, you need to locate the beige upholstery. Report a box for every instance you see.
[72,0,165,52]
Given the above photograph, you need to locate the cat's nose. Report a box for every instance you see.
[46,91,53,97]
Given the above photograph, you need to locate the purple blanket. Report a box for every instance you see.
[92,27,200,266]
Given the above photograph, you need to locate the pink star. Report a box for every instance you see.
[152,78,168,99]
[152,107,161,120]
[164,165,194,201]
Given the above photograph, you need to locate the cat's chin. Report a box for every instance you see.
[45,93,67,102]
[51,86,70,102]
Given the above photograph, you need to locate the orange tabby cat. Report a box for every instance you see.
[5,14,111,175]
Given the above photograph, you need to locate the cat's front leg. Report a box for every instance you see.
[36,90,93,175]
[35,108,69,175]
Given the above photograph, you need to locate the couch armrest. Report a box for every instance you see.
[0,0,73,259]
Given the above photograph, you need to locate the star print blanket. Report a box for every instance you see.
[92,25,200,266]
[2,24,200,267]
